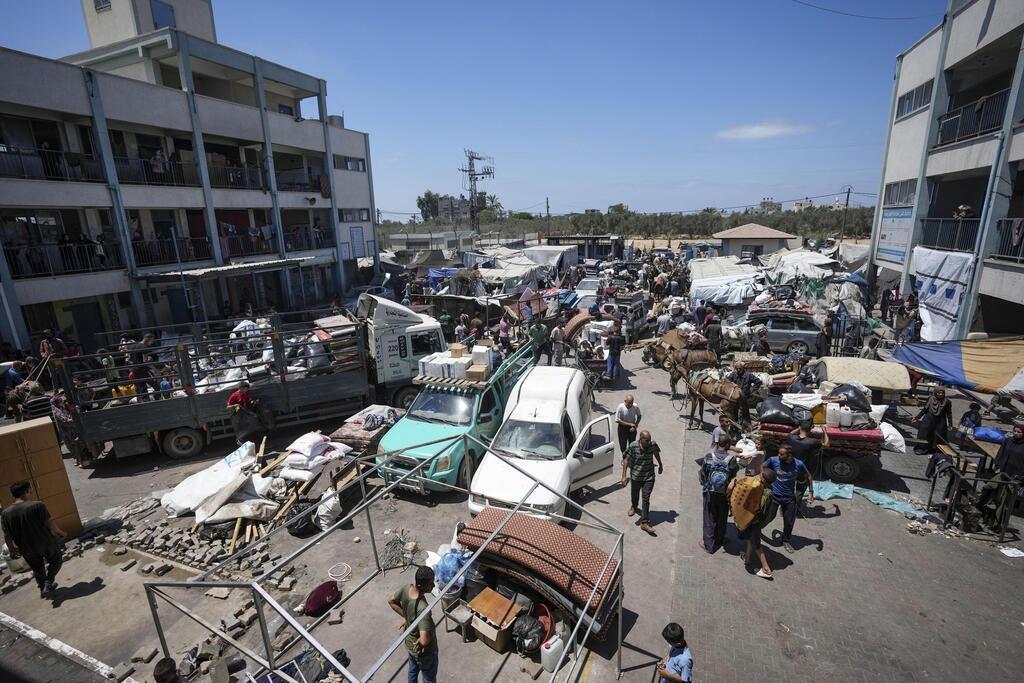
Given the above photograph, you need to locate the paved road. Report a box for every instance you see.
[0,622,107,683]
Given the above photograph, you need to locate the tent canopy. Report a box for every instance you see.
[891,337,1024,395]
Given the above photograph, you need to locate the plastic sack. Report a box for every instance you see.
[512,615,546,653]
[828,383,871,413]
[315,490,345,531]
[973,426,1006,443]
[434,549,467,588]
[879,422,906,453]
[758,396,797,426]
[161,442,255,517]
[287,432,332,459]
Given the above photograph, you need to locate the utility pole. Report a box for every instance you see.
[460,149,494,234]
[545,197,550,245]
[838,185,851,245]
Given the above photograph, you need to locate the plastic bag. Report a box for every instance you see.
[879,422,906,453]
[758,396,797,426]
[434,549,467,588]
[512,615,546,653]
[973,426,1006,443]
[828,383,871,413]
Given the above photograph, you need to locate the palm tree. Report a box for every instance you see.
[486,194,504,218]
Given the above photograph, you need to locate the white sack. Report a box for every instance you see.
[315,489,345,531]
[782,393,824,411]
[161,442,255,517]
[880,422,907,454]
[280,467,315,482]
[286,432,331,458]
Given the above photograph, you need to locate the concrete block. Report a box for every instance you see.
[14,575,31,587]
[112,662,135,682]
[154,563,174,577]
[141,563,157,574]
[278,577,296,591]
[131,646,158,663]
[239,608,258,627]
[119,559,137,572]
[112,547,127,556]
[206,587,232,599]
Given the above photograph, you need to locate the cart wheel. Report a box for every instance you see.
[824,454,860,483]
[163,428,204,460]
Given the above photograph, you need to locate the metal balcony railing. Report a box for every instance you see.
[208,163,263,190]
[920,218,980,252]
[994,218,1024,264]
[275,167,322,192]
[936,88,1010,146]
[284,226,334,251]
[113,156,200,187]
[222,233,276,258]
[0,146,105,183]
[4,241,124,278]
[132,238,214,267]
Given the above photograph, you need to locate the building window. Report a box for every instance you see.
[94,0,112,11]
[339,208,371,222]
[332,155,366,172]
[883,179,917,206]
[895,80,933,120]
[150,0,176,29]
[277,104,294,116]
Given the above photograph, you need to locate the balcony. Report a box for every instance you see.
[4,241,124,279]
[222,234,276,258]
[114,156,200,187]
[208,162,263,190]
[993,219,1024,264]
[936,88,1009,146]
[920,218,980,252]
[276,168,323,192]
[0,147,105,183]
[284,225,335,251]
[132,238,214,267]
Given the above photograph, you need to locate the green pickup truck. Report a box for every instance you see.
[376,341,535,494]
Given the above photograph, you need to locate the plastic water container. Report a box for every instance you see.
[826,403,842,428]
[839,405,853,427]
[541,635,565,673]
[2,544,29,574]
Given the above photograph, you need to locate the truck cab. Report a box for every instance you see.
[354,294,446,408]
[468,366,614,520]
[376,341,535,494]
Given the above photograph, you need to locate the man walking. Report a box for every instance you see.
[529,319,551,364]
[615,395,642,453]
[656,310,672,336]
[621,430,663,535]
[729,467,778,579]
[704,315,723,360]
[699,434,739,554]
[1,481,66,599]
[387,566,438,682]
[550,322,566,366]
[762,445,814,553]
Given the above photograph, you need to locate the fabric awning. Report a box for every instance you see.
[138,257,312,283]
[891,337,1024,395]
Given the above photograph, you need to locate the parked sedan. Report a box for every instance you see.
[749,314,822,356]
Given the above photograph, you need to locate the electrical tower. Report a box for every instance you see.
[459,149,494,234]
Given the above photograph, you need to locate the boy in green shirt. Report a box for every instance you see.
[387,566,438,682]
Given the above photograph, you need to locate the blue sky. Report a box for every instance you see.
[0,0,945,216]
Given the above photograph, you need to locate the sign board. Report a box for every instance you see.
[875,207,913,266]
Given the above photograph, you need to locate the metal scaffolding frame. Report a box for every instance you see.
[144,432,625,682]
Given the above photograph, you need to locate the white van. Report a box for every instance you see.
[468,366,614,519]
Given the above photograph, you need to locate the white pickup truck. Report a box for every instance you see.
[468,366,615,520]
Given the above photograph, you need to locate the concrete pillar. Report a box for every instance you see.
[82,68,149,327]
[317,79,347,292]
[364,132,381,275]
[175,33,224,266]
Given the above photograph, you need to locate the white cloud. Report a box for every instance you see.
[715,121,814,140]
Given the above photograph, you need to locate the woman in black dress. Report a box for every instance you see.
[914,388,952,454]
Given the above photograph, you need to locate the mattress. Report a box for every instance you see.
[457,509,619,614]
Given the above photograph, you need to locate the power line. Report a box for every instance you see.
[787,0,940,21]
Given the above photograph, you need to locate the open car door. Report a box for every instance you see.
[567,414,615,490]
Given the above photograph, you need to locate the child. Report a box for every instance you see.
[729,468,779,579]
[657,622,693,683]
[956,402,983,444]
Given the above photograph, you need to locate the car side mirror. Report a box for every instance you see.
[576,449,593,459]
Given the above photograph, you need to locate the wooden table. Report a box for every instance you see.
[467,587,520,630]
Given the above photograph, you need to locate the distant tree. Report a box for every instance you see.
[478,208,497,223]
[511,211,535,220]
[416,190,440,221]
[486,194,504,217]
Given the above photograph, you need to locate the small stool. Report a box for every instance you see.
[444,601,474,643]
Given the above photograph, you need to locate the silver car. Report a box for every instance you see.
[751,315,822,356]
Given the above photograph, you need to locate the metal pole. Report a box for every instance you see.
[253,589,275,670]
[616,533,624,679]
[145,586,170,658]
[357,464,383,572]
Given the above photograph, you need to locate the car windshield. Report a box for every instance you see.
[491,420,565,460]
[408,389,475,426]
[577,279,600,292]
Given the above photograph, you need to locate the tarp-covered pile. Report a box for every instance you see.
[688,256,760,306]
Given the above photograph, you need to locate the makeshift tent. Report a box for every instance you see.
[688,256,760,306]
[523,244,579,275]
[764,249,839,283]
[426,267,459,290]
[891,337,1024,395]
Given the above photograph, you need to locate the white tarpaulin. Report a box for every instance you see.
[161,442,255,517]
[765,249,839,283]
[913,246,973,342]
[690,273,760,306]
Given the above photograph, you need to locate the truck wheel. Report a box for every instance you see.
[825,454,860,483]
[458,450,475,489]
[393,386,420,410]
[163,428,204,460]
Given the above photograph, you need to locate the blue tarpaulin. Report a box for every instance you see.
[891,337,1024,394]
[427,268,459,289]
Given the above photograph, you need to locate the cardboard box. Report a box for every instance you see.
[475,338,494,347]
[418,353,438,376]
[450,358,473,380]
[466,364,489,382]
[471,614,512,653]
[448,343,468,358]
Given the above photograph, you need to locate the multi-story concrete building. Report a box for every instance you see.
[436,194,471,222]
[868,0,1024,336]
[748,198,782,215]
[0,0,379,351]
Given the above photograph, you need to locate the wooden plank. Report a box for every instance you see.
[227,517,242,555]
[259,451,290,476]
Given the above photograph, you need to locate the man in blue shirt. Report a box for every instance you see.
[3,361,25,392]
[762,445,815,553]
[657,622,692,682]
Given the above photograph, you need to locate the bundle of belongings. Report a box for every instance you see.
[330,404,404,454]
[418,342,495,382]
